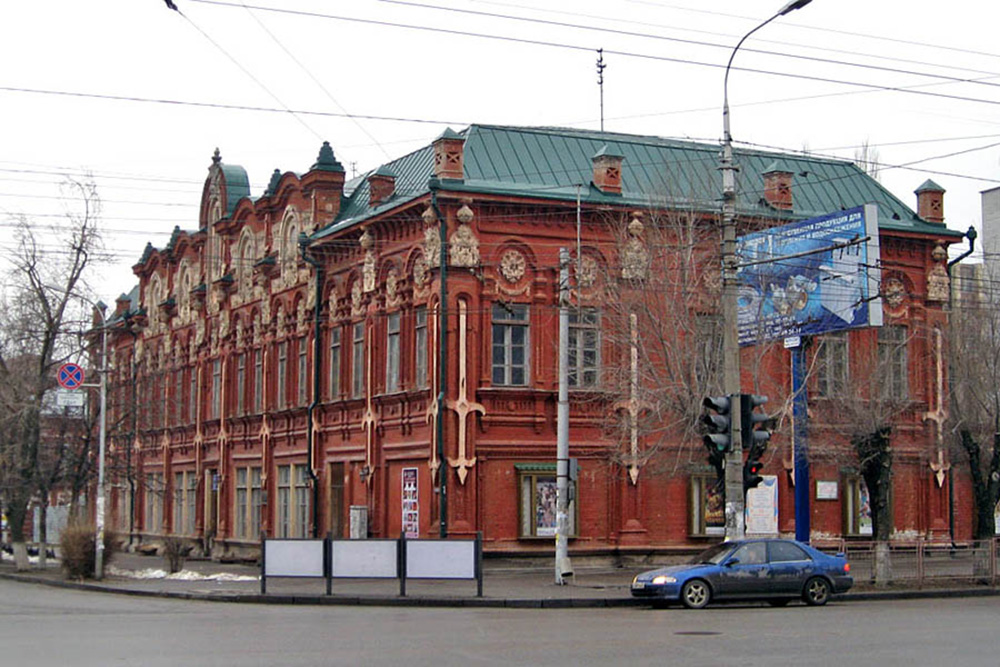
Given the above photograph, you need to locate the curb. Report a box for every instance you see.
[3,571,999,608]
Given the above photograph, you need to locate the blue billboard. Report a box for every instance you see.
[737,204,883,346]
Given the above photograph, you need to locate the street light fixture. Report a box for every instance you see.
[720,0,814,540]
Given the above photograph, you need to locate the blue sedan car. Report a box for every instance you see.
[631,538,852,609]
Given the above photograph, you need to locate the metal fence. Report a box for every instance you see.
[815,539,998,587]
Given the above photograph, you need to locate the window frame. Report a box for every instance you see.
[689,474,725,538]
[352,322,365,398]
[329,326,342,399]
[386,311,401,393]
[515,463,577,539]
[815,331,849,398]
[414,307,428,389]
[298,336,309,406]
[568,307,600,388]
[878,325,909,401]
[492,303,530,386]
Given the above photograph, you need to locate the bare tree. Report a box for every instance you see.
[0,178,104,570]
[948,262,1000,540]
[854,139,882,182]
[597,207,785,487]
[816,323,913,584]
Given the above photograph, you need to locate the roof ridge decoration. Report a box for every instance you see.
[311,141,345,173]
[264,168,282,197]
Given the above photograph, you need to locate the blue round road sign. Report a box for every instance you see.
[57,362,84,389]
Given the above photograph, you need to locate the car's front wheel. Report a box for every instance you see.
[803,577,831,606]
[680,579,711,609]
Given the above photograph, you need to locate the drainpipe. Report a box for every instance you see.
[946,225,977,547]
[299,233,324,538]
[429,181,448,538]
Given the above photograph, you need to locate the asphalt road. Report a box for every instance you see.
[3,579,1000,666]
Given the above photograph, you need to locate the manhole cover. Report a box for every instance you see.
[675,631,722,636]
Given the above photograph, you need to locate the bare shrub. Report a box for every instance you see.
[162,536,191,574]
[59,522,117,579]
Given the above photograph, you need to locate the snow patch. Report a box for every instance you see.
[106,565,258,582]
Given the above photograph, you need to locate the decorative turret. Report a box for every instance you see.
[302,141,346,226]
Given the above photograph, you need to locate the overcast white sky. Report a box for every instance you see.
[2,0,998,300]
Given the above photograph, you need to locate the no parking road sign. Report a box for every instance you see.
[57,362,85,389]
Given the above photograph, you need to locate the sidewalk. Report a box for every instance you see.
[3,551,999,608]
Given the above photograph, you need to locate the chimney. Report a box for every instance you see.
[302,141,346,225]
[592,145,623,194]
[368,166,396,207]
[115,292,132,318]
[432,128,465,180]
[763,161,794,211]
[915,179,945,224]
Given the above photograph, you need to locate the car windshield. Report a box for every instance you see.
[689,543,734,565]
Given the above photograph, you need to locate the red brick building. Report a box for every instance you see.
[102,126,970,558]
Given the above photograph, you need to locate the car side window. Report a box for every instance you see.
[769,541,809,563]
[732,542,767,565]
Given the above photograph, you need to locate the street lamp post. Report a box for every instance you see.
[721,0,813,541]
[68,294,109,579]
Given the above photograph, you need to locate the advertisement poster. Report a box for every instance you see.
[745,475,779,535]
[402,467,419,538]
[535,478,558,537]
[858,480,872,536]
[705,482,725,536]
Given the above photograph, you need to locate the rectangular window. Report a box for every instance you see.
[568,307,600,388]
[295,466,310,539]
[516,464,576,538]
[492,304,529,386]
[186,472,197,535]
[415,307,428,389]
[173,368,182,425]
[235,468,248,539]
[189,367,197,424]
[277,341,288,409]
[694,314,723,390]
[276,464,310,538]
[298,337,308,406]
[173,471,196,535]
[816,331,848,398]
[211,359,221,419]
[160,371,167,428]
[878,325,909,400]
[353,322,365,398]
[250,467,262,540]
[690,475,725,537]
[254,349,263,414]
[277,465,291,538]
[234,466,262,540]
[145,472,164,534]
[386,312,401,393]
[237,353,246,416]
[329,328,341,399]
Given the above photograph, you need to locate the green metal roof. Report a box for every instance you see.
[316,125,964,239]
[218,163,250,217]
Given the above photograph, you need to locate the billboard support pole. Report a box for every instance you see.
[791,342,810,543]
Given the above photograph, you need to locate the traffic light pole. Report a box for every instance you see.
[721,52,745,542]
[720,0,813,541]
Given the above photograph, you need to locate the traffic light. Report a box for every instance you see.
[740,394,771,453]
[702,395,735,454]
[743,457,764,495]
[740,394,770,496]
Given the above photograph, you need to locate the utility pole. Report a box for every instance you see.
[721,0,813,541]
[555,248,573,583]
